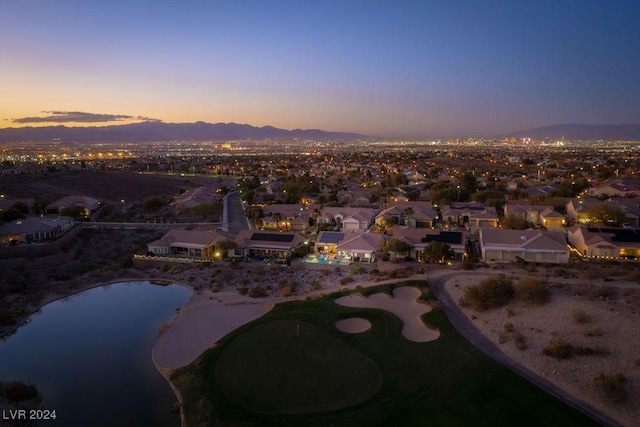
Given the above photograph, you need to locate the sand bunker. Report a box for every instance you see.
[335,287,439,342]
[335,317,372,334]
[154,300,270,369]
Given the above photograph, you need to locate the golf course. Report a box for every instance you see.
[170,280,599,426]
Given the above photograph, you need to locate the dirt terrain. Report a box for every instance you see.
[0,170,232,205]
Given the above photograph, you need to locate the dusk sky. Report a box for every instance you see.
[1,1,639,138]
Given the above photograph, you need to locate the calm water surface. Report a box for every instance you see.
[0,281,191,427]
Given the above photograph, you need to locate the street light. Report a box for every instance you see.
[457,185,460,202]
[121,198,126,223]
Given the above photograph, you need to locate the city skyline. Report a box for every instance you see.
[2,1,639,138]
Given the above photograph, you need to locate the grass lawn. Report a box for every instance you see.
[214,319,381,415]
[171,280,599,426]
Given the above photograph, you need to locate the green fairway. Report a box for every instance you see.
[172,280,600,426]
[214,319,381,414]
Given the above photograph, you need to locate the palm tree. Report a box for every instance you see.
[403,207,415,226]
[271,212,283,230]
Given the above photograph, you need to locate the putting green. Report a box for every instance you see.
[213,319,381,415]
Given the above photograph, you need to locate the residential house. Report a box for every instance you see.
[46,195,101,217]
[174,186,221,210]
[567,226,640,259]
[566,198,639,226]
[336,189,372,205]
[590,175,640,198]
[440,202,499,229]
[614,200,640,227]
[0,217,75,245]
[504,203,567,229]
[0,198,35,214]
[391,228,466,261]
[147,228,235,259]
[262,204,305,230]
[566,198,599,223]
[375,202,435,228]
[318,207,377,231]
[233,230,307,259]
[479,228,569,264]
[315,231,385,263]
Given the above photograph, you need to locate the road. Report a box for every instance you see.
[224,191,250,234]
[426,269,622,427]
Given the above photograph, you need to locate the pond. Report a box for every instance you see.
[0,281,191,427]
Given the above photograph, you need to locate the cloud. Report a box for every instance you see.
[9,111,162,124]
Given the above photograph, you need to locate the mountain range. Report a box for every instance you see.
[1,121,639,143]
[506,123,640,141]
[0,121,362,143]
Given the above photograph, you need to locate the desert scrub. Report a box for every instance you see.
[340,276,354,285]
[249,287,268,298]
[504,322,515,333]
[462,274,514,311]
[516,277,550,305]
[572,308,590,325]
[591,373,628,403]
[158,321,170,336]
[310,280,321,291]
[0,381,41,402]
[543,338,609,359]
[279,281,296,297]
[513,332,527,350]
[351,265,365,275]
[542,338,574,359]
[237,286,248,295]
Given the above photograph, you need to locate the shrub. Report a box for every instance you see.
[591,373,628,403]
[0,381,40,402]
[462,258,476,270]
[572,308,590,325]
[237,286,248,295]
[279,281,296,297]
[249,287,268,298]
[513,332,527,350]
[351,265,365,275]
[462,274,515,311]
[542,339,574,359]
[504,322,515,333]
[340,276,354,285]
[158,321,170,337]
[310,280,321,290]
[516,277,550,305]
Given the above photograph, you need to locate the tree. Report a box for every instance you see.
[501,214,529,230]
[458,172,477,199]
[60,205,87,220]
[0,208,26,222]
[584,204,625,226]
[271,212,284,230]
[143,195,167,213]
[217,239,238,258]
[421,241,454,263]
[11,201,29,214]
[403,207,415,225]
[383,238,412,254]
